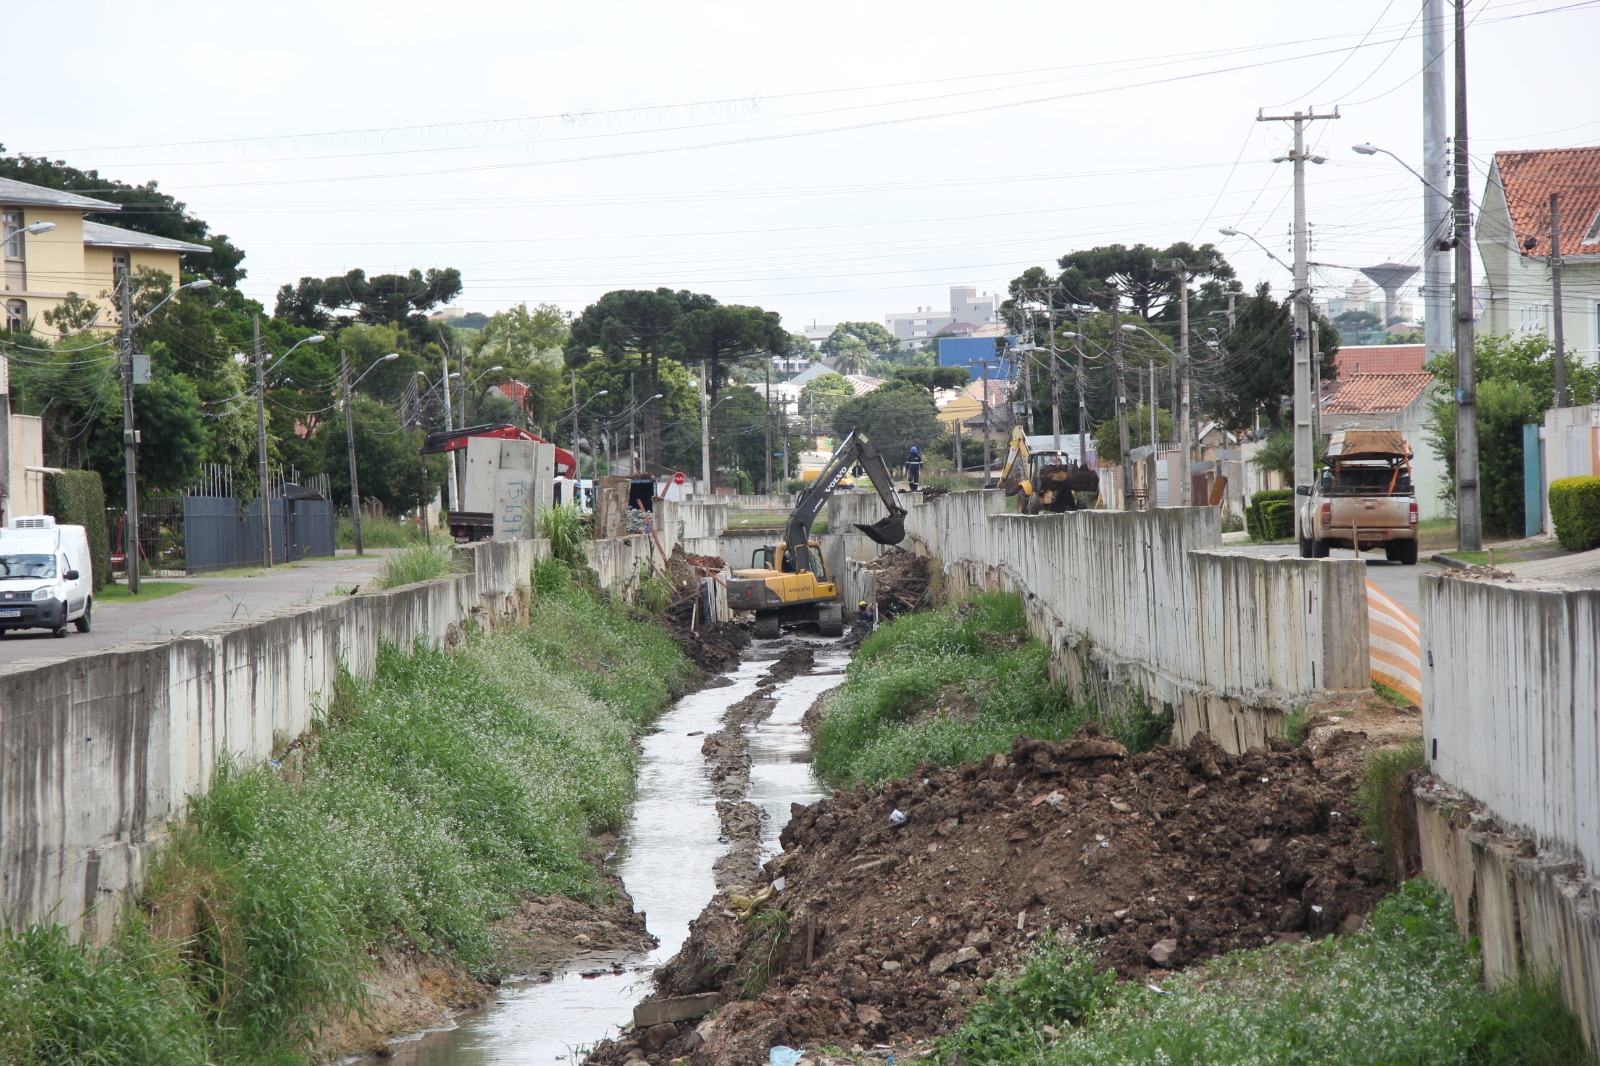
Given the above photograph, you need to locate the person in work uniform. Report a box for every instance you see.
[857,600,873,627]
[905,446,923,492]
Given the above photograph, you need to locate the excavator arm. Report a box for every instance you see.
[786,428,907,573]
[997,426,1032,497]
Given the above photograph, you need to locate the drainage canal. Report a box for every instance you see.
[382,635,850,1065]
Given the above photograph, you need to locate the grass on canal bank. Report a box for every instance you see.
[0,573,692,1066]
[943,879,1589,1066]
[813,591,1167,788]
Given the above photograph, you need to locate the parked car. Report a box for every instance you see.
[0,516,94,636]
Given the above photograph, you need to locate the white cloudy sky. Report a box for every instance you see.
[9,0,1598,329]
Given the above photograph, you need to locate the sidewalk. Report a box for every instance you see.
[0,551,396,670]
[1502,546,1600,588]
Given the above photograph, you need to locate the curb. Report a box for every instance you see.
[1429,553,1471,571]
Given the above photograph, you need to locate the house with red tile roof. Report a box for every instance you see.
[1321,371,1446,518]
[1477,146,1600,360]
[1332,343,1427,379]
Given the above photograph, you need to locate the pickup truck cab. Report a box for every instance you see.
[0,516,95,636]
[1296,429,1419,564]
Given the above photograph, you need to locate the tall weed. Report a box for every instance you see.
[371,543,455,589]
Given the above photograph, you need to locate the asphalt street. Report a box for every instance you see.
[0,552,394,670]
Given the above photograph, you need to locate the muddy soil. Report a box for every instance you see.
[592,724,1394,1066]
[703,645,818,890]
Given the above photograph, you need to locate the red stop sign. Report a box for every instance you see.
[673,470,687,486]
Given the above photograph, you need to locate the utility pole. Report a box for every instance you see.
[441,351,458,511]
[977,360,993,483]
[1257,106,1339,495]
[0,351,10,529]
[1111,288,1133,510]
[1550,192,1567,407]
[121,278,142,592]
[255,314,271,570]
[1452,0,1482,551]
[1149,361,1158,449]
[1073,320,1089,468]
[1176,260,1193,505]
[764,361,773,495]
[699,359,712,493]
[341,350,365,556]
[1423,0,1452,362]
[1047,303,1062,452]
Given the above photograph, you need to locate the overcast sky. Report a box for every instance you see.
[10,0,1597,331]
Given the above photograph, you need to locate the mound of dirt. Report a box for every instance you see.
[861,548,931,620]
[594,725,1390,1066]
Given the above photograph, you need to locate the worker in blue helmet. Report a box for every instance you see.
[905,446,923,492]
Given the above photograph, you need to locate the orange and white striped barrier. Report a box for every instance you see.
[1366,579,1422,705]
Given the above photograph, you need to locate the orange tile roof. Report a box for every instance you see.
[1491,146,1600,259]
[1323,372,1436,415]
[1333,344,1425,379]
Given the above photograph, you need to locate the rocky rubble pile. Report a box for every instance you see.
[594,724,1390,1066]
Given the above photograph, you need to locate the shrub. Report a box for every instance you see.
[539,502,590,568]
[371,543,455,589]
[1247,488,1295,542]
[1549,476,1600,551]
[335,512,425,550]
[42,469,110,591]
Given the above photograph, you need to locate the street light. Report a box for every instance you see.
[343,352,400,555]
[1218,227,1293,273]
[119,276,213,593]
[257,331,324,569]
[458,365,504,423]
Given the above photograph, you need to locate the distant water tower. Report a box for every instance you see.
[1359,262,1421,327]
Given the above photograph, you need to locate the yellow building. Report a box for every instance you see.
[0,176,209,337]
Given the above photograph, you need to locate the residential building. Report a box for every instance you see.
[1477,146,1600,362]
[1320,371,1446,518]
[885,285,999,349]
[0,176,209,338]
[1332,343,1427,379]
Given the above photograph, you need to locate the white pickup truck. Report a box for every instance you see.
[1296,429,1419,564]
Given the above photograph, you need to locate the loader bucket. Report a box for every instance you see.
[856,515,906,545]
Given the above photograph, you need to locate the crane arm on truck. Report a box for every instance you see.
[419,423,577,478]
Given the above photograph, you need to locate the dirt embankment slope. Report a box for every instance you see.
[595,724,1392,1066]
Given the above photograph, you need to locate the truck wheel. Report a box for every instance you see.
[817,603,844,638]
[52,624,68,639]
[1298,535,1312,558]
[753,615,780,640]
[1312,539,1331,558]
[1392,540,1419,566]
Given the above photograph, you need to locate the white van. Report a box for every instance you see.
[0,516,94,637]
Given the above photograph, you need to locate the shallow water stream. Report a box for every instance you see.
[382,637,849,1065]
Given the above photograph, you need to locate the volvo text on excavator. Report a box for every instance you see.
[726,428,907,638]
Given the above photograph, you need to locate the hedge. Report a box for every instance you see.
[1549,476,1600,552]
[1247,488,1296,542]
[42,470,110,592]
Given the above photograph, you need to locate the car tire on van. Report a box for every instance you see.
[74,598,92,633]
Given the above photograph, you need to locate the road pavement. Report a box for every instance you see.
[0,552,394,670]
[1219,541,1440,619]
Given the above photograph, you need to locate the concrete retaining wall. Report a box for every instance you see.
[0,538,553,941]
[1420,577,1600,874]
[1417,786,1600,1052]
[830,490,1370,751]
[656,500,728,541]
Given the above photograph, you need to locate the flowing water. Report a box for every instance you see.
[382,637,849,1065]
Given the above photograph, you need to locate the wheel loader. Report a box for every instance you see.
[726,428,907,638]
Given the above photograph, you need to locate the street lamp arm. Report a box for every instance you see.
[1218,227,1292,273]
[349,352,401,391]
[130,277,214,329]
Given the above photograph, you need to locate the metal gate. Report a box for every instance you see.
[180,469,335,574]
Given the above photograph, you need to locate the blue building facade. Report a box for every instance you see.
[936,336,1017,381]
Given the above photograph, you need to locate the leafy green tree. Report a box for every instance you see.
[1332,310,1381,334]
[823,321,900,359]
[321,396,444,515]
[1200,282,1337,431]
[566,288,717,467]
[831,379,942,467]
[88,359,206,501]
[892,365,970,396]
[1003,242,1239,328]
[0,145,247,287]
[800,372,856,429]
[1423,332,1595,532]
[1093,405,1174,463]
[274,267,464,340]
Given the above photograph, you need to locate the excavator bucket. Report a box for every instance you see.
[856,515,906,545]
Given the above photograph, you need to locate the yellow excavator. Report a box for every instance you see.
[997,426,1098,513]
[726,428,907,638]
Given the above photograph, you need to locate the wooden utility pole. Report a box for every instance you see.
[1111,287,1132,510]
[255,314,272,570]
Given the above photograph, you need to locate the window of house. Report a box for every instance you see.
[2,210,21,260]
[112,251,130,284]
[1583,208,1600,247]
[5,299,25,333]
[1519,303,1551,336]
